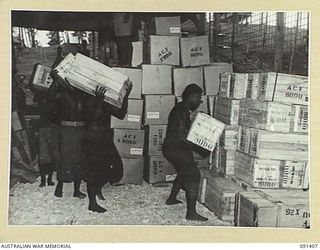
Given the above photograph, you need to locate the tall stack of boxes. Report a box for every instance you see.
[111,67,145,185]
[199,70,310,228]
[141,17,179,184]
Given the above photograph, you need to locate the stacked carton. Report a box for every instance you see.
[111,67,145,185]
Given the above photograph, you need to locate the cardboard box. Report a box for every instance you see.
[55,53,130,108]
[219,73,248,99]
[113,129,145,158]
[203,63,233,96]
[149,16,181,36]
[176,96,208,114]
[145,125,167,155]
[214,97,240,126]
[144,95,176,125]
[180,36,210,67]
[147,35,180,66]
[238,126,308,161]
[258,73,308,105]
[117,158,144,185]
[131,41,143,67]
[30,64,53,91]
[113,67,142,99]
[239,99,292,133]
[111,99,143,129]
[142,64,172,95]
[144,156,176,184]
[219,125,239,150]
[113,13,133,37]
[173,67,204,96]
[290,104,308,133]
[187,112,225,152]
[235,151,307,189]
[204,176,245,221]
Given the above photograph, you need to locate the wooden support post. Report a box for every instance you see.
[274,12,285,72]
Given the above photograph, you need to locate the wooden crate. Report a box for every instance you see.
[219,148,236,176]
[258,72,308,105]
[290,104,308,134]
[255,189,310,228]
[219,73,248,99]
[55,53,129,108]
[214,97,240,126]
[250,128,308,161]
[245,73,261,100]
[235,191,278,227]
[219,125,239,150]
[187,113,225,152]
[204,177,245,222]
[239,99,292,133]
[238,126,308,161]
[235,151,307,189]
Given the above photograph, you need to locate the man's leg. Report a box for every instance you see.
[184,169,208,222]
[47,163,55,186]
[87,184,106,213]
[166,175,183,205]
[54,180,63,197]
[73,175,86,199]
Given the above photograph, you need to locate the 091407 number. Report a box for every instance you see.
[300,244,318,248]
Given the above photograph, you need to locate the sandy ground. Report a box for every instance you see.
[8,176,233,227]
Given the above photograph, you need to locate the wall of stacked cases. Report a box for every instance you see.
[206,12,309,76]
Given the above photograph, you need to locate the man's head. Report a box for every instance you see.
[81,40,88,49]
[181,84,203,111]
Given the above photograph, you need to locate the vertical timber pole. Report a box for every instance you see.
[274,12,285,72]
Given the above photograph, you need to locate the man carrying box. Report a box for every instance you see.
[163,84,209,222]
[84,82,132,213]
[49,70,88,200]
